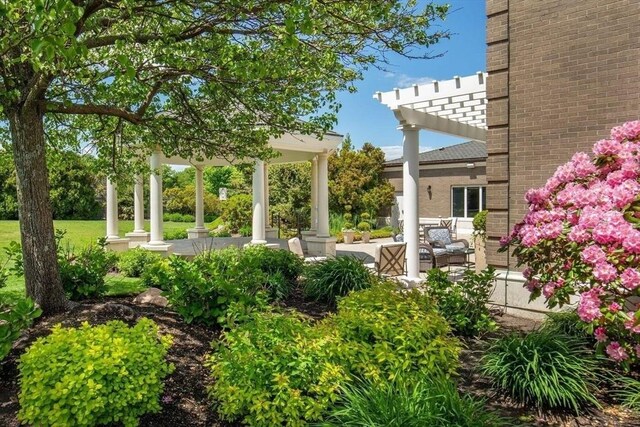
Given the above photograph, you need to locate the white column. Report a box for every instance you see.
[106,177,119,239]
[148,150,165,245]
[317,152,330,237]
[194,166,205,230]
[402,125,420,280]
[264,162,270,228]
[310,157,318,231]
[133,174,145,233]
[251,159,266,244]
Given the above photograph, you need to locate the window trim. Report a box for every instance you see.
[451,186,485,218]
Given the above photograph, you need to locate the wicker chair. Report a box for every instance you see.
[419,242,449,270]
[423,226,469,265]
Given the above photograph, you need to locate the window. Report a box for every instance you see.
[451,186,486,218]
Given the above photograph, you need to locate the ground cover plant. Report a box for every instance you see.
[304,256,377,305]
[18,319,174,427]
[501,120,640,364]
[425,267,498,337]
[322,375,508,427]
[481,328,602,413]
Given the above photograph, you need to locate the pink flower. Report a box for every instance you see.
[622,120,640,141]
[568,226,590,243]
[606,341,629,362]
[542,282,557,298]
[577,288,603,322]
[611,180,640,209]
[609,302,622,313]
[580,245,606,266]
[594,326,607,342]
[522,267,533,279]
[540,221,563,239]
[621,268,640,290]
[624,314,640,334]
[622,230,640,254]
[592,262,618,283]
[593,139,622,156]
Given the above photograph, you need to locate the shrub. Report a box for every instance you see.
[163,212,195,222]
[304,256,376,305]
[141,258,173,290]
[208,310,348,426]
[481,329,601,412]
[58,237,117,300]
[360,212,371,220]
[210,228,232,238]
[343,212,353,222]
[163,228,188,240]
[323,375,509,427]
[499,120,640,364]
[221,194,252,233]
[0,296,41,362]
[18,319,173,427]
[424,268,498,337]
[356,221,370,232]
[324,281,460,380]
[541,309,591,340]
[343,221,354,230]
[117,248,162,278]
[243,245,303,300]
[238,224,252,237]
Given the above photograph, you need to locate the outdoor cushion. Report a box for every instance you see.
[427,227,452,245]
[445,242,466,251]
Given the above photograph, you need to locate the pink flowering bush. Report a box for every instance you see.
[500,120,640,366]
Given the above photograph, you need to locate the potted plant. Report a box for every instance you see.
[342,212,355,244]
[357,221,371,243]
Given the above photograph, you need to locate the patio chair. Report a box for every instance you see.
[287,237,327,263]
[440,217,458,239]
[423,226,469,265]
[374,242,406,277]
[419,242,449,271]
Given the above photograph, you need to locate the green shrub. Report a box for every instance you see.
[343,221,354,230]
[356,221,370,232]
[141,258,173,290]
[540,309,590,339]
[360,212,371,220]
[163,228,188,240]
[0,296,41,361]
[163,212,195,222]
[238,224,252,237]
[18,319,173,427]
[481,329,601,412]
[323,375,509,427]
[472,210,488,236]
[324,281,460,380]
[243,245,303,300]
[424,268,498,337]
[58,237,117,300]
[304,256,376,306]
[221,194,252,233]
[343,212,353,222]
[613,375,640,413]
[208,310,348,426]
[210,228,232,238]
[117,248,162,278]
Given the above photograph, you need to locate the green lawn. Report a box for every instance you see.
[0,220,192,297]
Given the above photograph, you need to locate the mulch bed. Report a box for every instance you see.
[1,294,639,426]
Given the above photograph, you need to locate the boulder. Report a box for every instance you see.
[133,287,169,308]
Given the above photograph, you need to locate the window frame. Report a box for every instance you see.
[450,186,486,218]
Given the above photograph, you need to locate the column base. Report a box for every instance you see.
[265,227,279,239]
[105,237,131,252]
[250,239,267,245]
[125,231,150,248]
[305,236,336,257]
[300,230,316,241]
[187,228,210,239]
[141,242,174,256]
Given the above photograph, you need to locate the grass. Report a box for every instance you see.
[0,220,191,297]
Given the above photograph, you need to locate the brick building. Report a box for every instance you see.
[382,140,487,235]
[485,0,640,270]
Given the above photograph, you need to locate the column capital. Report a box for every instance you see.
[397,123,419,132]
[317,151,329,160]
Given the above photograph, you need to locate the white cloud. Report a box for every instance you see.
[383,72,436,88]
[381,145,434,161]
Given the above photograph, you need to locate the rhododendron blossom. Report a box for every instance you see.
[501,120,640,365]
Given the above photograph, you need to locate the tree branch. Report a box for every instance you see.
[44,101,144,124]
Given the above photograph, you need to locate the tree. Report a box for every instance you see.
[0,1,448,313]
[328,136,396,215]
[269,162,312,229]
[203,166,250,198]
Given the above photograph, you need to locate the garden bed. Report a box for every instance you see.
[1,296,639,426]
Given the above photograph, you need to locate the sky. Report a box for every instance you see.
[333,0,487,160]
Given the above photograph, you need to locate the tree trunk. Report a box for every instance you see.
[8,102,68,314]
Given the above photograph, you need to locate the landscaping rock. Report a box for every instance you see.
[133,288,169,308]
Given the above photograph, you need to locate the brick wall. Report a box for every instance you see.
[485,0,640,268]
[382,164,487,218]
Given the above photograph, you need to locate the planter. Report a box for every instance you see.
[343,230,356,244]
[474,235,487,273]
[361,231,371,243]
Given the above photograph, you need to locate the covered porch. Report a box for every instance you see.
[104,131,342,257]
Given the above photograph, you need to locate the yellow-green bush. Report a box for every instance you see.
[18,319,174,427]
[323,281,460,381]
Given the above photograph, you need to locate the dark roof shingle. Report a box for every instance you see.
[384,140,486,166]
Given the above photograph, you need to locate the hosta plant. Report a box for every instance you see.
[501,120,640,365]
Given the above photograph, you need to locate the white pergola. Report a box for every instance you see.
[104,131,342,256]
[375,72,487,281]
